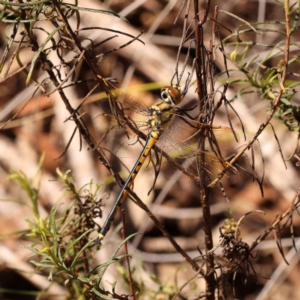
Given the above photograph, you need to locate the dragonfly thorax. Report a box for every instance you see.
[147,101,175,131]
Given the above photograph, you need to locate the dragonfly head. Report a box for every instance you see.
[161,86,182,105]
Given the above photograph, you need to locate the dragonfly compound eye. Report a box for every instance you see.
[161,89,169,101]
[161,86,182,105]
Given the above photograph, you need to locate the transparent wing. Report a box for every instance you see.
[93,89,237,182]
[93,113,148,158]
[157,119,234,183]
[94,89,151,123]
[93,89,153,158]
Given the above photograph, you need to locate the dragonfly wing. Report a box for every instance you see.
[93,113,145,158]
[167,115,238,152]
[155,116,236,183]
[95,89,151,124]
[156,133,200,183]
[93,89,237,184]
[93,88,156,159]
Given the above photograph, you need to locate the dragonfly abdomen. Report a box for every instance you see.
[97,129,161,242]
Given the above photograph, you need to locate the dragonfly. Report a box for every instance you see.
[93,85,236,243]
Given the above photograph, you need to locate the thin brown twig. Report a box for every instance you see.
[250,191,300,251]
[193,0,215,298]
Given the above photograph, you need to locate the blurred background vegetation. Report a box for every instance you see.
[1,0,300,299]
